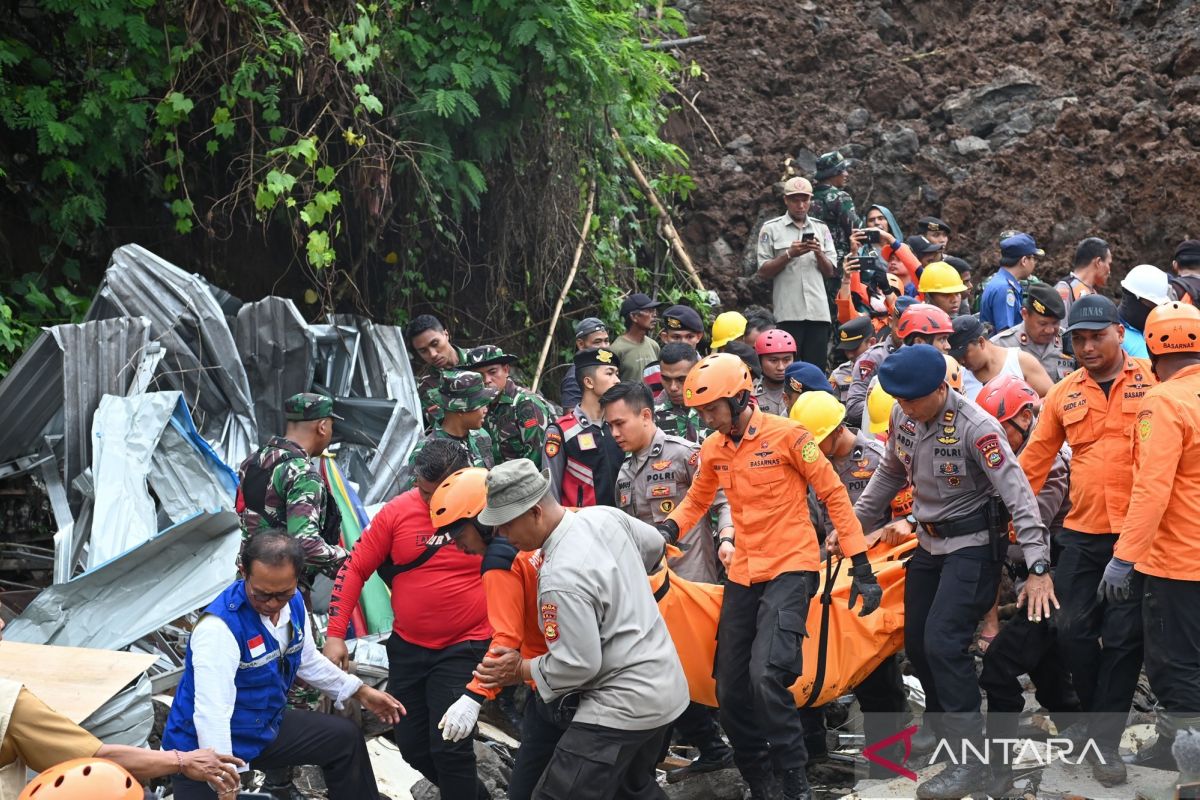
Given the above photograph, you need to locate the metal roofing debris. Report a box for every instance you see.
[235,297,316,446]
[86,244,258,467]
[51,316,152,508]
[5,510,242,650]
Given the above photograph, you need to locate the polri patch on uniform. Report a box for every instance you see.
[620,492,629,505]
[1137,409,1153,441]
[938,462,961,476]
[660,500,675,514]
[578,432,596,450]
[802,441,820,463]
[975,433,1005,469]
[541,602,557,623]
[652,459,673,471]
[857,360,877,379]
[544,621,559,641]
[688,452,700,467]
[545,440,560,458]
[651,484,672,498]
[900,419,917,435]
[948,476,962,487]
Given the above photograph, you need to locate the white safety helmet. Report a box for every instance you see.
[1121,264,1170,305]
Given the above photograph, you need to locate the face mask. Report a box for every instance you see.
[1118,289,1152,331]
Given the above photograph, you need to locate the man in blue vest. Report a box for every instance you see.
[980,233,1043,332]
[163,532,404,799]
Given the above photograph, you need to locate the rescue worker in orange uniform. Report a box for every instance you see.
[655,353,882,800]
[1019,294,1156,787]
[1105,302,1200,772]
[425,468,557,800]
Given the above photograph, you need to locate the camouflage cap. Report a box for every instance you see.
[285,392,343,421]
[814,150,855,180]
[464,344,518,369]
[438,369,499,412]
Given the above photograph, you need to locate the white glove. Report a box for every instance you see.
[438,695,481,742]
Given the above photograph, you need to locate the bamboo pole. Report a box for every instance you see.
[611,130,707,294]
[532,179,597,393]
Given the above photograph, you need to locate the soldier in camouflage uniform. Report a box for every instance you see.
[810,151,858,263]
[236,392,348,586]
[405,313,469,429]
[235,392,349,776]
[404,370,495,489]
[655,342,709,443]
[463,344,553,466]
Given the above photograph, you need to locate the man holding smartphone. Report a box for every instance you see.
[756,177,838,367]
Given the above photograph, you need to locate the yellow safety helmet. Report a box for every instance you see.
[711,311,748,349]
[943,354,964,393]
[789,390,847,443]
[867,383,897,435]
[917,261,968,295]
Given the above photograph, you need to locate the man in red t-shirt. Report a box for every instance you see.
[325,439,493,799]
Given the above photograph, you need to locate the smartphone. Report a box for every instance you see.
[865,228,881,244]
[802,233,816,242]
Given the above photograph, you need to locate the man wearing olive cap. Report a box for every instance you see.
[403,371,495,489]
[991,283,1076,382]
[236,392,348,585]
[465,345,553,467]
[810,150,858,263]
[853,345,1054,799]
[472,458,690,800]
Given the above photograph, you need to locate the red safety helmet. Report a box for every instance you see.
[896,303,954,340]
[754,328,797,356]
[1145,301,1200,355]
[19,759,141,800]
[976,373,1040,423]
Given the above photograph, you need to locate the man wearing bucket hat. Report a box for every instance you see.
[236,392,348,585]
[473,459,690,800]
[404,371,496,489]
[465,345,553,467]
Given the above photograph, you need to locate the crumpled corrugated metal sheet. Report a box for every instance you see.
[86,244,257,466]
[362,404,421,506]
[235,297,315,445]
[50,316,151,508]
[330,314,422,413]
[88,392,236,568]
[0,333,61,475]
[5,510,241,650]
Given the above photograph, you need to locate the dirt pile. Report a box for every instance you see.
[669,0,1200,305]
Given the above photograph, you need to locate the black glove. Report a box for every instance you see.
[655,519,680,545]
[848,561,882,617]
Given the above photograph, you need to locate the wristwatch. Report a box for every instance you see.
[904,514,917,527]
[1029,559,1050,576]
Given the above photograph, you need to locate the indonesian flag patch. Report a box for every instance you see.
[248,634,267,659]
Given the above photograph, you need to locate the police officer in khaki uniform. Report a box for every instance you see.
[829,317,876,403]
[474,459,690,800]
[600,381,735,781]
[990,283,1075,382]
[853,344,1056,800]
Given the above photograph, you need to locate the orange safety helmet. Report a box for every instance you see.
[429,467,489,530]
[943,354,964,393]
[896,303,954,341]
[1145,301,1200,355]
[976,373,1040,423]
[19,758,141,800]
[683,353,754,408]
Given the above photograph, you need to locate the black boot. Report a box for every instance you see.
[915,763,991,799]
[1132,734,1180,771]
[743,769,783,800]
[1087,743,1127,787]
[780,767,814,800]
[911,726,939,758]
[666,745,735,783]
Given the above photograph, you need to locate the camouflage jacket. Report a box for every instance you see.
[417,345,470,429]
[654,399,709,444]
[403,424,494,490]
[485,379,553,466]
[810,183,857,262]
[236,436,347,580]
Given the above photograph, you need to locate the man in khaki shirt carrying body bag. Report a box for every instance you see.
[473,459,689,800]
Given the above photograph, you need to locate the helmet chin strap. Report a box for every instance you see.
[726,390,752,436]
